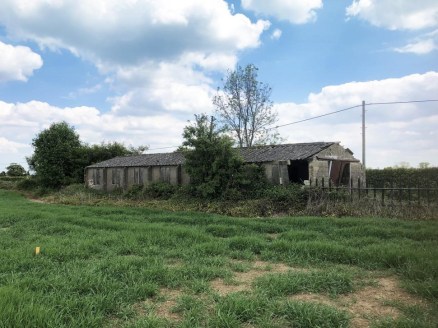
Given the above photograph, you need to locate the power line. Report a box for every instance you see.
[143,99,438,151]
[269,104,362,130]
[267,99,438,131]
[367,99,438,106]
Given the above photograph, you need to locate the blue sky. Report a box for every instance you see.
[0,0,437,171]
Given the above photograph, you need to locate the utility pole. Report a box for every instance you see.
[362,100,366,169]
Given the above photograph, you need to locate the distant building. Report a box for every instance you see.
[85,142,365,191]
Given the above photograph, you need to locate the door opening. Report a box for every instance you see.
[288,160,309,184]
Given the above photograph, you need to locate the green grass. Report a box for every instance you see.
[253,269,354,298]
[0,189,437,327]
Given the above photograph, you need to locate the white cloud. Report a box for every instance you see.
[274,71,438,168]
[242,0,323,24]
[394,30,438,55]
[0,137,29,154]
[0,41,42,82]
[109,60,216,116]
[0,99,187,171]
[66,84,102,99]
[0,0,271,120]
[394,39,437,55]
[346,0,438,30]
[0,0,269,66]
[271,29,282,40]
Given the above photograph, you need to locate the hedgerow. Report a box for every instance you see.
[366,167,438,188]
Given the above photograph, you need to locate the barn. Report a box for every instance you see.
[85,142,365,192]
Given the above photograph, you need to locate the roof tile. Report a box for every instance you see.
[87,142,335,168]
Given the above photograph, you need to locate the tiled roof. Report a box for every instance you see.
[87,142,335,168]
[239,142,334,162]
[87,152,185,168]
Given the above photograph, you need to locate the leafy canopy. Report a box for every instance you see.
[6,163,27,176]
[180,114,243,198]
[83,142,147,166]
[28,122,83,188]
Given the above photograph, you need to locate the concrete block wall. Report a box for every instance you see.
[317,143,356,160]
[86,164,190,191]
[262,161,290,185]
[351,162,366,187]
[309,160,329,181]
[86,168,105,191]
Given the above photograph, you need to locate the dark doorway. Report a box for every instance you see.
[329,161,350,186]
[340,163,350,185]
[288,160,309,184]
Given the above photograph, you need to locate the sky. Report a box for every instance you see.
[0,0,437,171]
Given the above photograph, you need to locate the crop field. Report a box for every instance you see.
[0,189,437,328]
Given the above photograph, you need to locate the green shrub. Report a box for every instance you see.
[260,184,308,212]
[124,184,144,200]
[143,182,177,199]
[16,177,40,191]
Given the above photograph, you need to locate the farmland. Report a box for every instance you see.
[0,189,437,327]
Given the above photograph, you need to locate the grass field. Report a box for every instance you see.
[0,189,437,327]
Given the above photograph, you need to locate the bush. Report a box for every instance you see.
[262,184,308,210]
[16,177,40,191]
[236,164,268,196]
[123,184,144,200]
[0,176,27,182]
[143,182,177,199]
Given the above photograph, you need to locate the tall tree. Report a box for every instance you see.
[213,64,281,147]
[6,163,27,176]
[28,122,83,188]
[180,114,243,198]
[27,122,149,188]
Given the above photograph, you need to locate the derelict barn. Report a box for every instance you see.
[85,142,365,192]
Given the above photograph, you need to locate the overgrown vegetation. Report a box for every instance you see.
[179,114,269,199]
[179,114,244,198]
[2,176,436,219]
[0,190,437,327]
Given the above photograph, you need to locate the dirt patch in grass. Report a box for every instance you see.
[266,233,280,239]
[134,288,183,322]
[290,276,425,328]
[155,288,183,321]
[212,260,307,296]
[131,263,427,327]
[28,198,48,204]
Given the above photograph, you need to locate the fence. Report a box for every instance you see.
[309,178,438,207]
